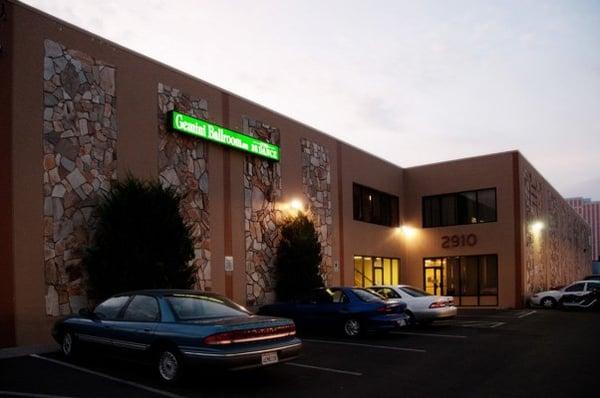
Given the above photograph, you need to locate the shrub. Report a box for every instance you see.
[84,175,196,301]
[274,213,324,301]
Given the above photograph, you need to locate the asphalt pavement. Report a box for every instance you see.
[1,308,599,398]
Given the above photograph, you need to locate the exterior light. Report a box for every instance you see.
[398,225,416,238]
[530,221,545,234]
[290,199,304,212]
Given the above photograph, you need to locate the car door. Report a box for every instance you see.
[109,295,160,356]
[562,282,586,298]
[78,295,131,349]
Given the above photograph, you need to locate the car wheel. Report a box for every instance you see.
[61,331,76,358]
[343,319,362,337]
[157,347,183,384]
[540,297,557,309]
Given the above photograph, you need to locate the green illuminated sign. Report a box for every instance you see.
[168,111,280,161]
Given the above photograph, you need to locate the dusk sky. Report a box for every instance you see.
[23,0,600,199]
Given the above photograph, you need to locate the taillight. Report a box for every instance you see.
[376,305,393,313]
[429,300,448,309]
[203,324,296,345]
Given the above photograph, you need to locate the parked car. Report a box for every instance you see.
[257,287,409,337]
[52,290,301,383]
[559,283,600,310]
[583,275,600,281]
[370,285,457,325]
[529,280,600,308]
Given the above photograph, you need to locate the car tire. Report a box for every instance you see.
[342,318,362,338]
[540,297,557,309]
[61,331,77,358]
[157,347,183,384]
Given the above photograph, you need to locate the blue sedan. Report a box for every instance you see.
[52,290,301,383]
[258,287,409,337]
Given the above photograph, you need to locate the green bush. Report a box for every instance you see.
[274,213,324,301]
[84,176,196,301]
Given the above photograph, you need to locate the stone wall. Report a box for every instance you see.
[157,84,211,290]
[301,139,333,284]
[243,118,282,306]
[42,39,117,316]
[522,161,591,296]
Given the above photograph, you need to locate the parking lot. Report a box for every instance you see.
[1,308,599,398]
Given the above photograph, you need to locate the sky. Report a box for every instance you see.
[23,0,600,199]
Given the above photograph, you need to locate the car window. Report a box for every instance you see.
[351,288,384,302]
[375,288,401,299]
[586,282,600,292]
[94,296,130,320]
[123,295,160,322]
[314,289,335,304]
[165,294,249,320]
[564,283,585,292]
[400,286,432,297]
[330,289,349,304]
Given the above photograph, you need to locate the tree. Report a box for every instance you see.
[84,175,196,301]
[274,213,324,301]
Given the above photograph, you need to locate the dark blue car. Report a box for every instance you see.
[52,290,301,383]
[258,287,409,337]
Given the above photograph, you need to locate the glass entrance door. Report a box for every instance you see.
[425,267,443,295]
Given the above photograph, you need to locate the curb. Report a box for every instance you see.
[0,343,59,360]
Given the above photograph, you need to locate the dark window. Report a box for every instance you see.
[423,188,497,228]
[353,183,399,227]
[424,254,498,306]
[123,295,160,322]
[586,282,600,291]
[165,294,249,320]
[94,296,130,320]
[564,283,585,292]
[373,287,401,299]
[351,288,384,302]
[399,286,431,297]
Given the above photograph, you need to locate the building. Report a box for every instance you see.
[0,1,592,348]
[566,197,600,262]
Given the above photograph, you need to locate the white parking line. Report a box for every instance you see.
[303,339,426,353]
[517,310,537,319]
[0,392,76,398]
[489,322,506,328]
[286,362,362,376]
[391,331,467,339]
[29,354,185,398]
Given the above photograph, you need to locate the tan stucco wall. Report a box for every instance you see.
[402,152,518,308]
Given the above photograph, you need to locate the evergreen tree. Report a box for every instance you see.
[274,213,324,301]
[84,175,196,300]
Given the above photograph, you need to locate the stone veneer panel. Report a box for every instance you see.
[42,39,117,316]
[523,165,591,296]
[301,139,333,284]
[243,118,282,306]
[157,83,211,290]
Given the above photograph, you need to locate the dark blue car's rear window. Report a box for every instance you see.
[166,294,249,320]
[351,288,384,303]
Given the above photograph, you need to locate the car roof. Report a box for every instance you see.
[113,289,220,298]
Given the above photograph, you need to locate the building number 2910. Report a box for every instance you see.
[441,234,477,248]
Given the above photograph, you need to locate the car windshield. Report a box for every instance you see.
[400,286,432,297]
[351,288,384,302]
[165,294,249,320]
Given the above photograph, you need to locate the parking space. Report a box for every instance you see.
[1,308,599,397]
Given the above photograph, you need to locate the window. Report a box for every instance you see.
[423,188,497,228]
[353,183,399,227]
[586,282,600,292]
[354,256,400,288]
[351,288,384,302]
[399,286,431,297]
[424,254,498,306]
[166,294,249,320]
[123,295,160,322]
[564,283,585,292]
[94,296,130,320]
[373,287,401,299]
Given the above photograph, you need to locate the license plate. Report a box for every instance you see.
[261,351,278,365]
